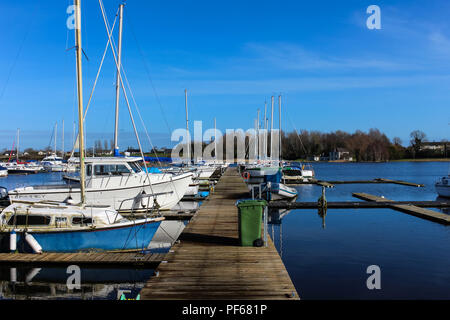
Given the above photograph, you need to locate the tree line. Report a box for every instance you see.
[280,129,448,161]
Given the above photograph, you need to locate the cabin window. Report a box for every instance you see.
[93,164,131,176]
[72,217,93,225]
[86,165,92,176]
[129,162,142,173]
[116,165,131,174]
[7,215,51,226]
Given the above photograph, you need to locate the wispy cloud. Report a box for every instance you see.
[240,42,407,71]
[135,74,450,96]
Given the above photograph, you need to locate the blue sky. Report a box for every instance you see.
[0,0,449,150]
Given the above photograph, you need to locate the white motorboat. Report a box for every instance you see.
[0,166,7,177]
[9,157,193,211]
[3,162,43,174]
[435,175,450,198]
[41,154,65,172]
[282,163,315,182]
[266,182,298,200]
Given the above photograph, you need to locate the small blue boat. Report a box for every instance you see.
[0,202,163,253]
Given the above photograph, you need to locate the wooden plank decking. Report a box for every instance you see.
[140,167,299,300]
[353,192,450,225]
[0,252,165,267]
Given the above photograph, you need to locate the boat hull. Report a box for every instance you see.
[0,220,161,253]
[436,184,450,198]
[9,173,193,211]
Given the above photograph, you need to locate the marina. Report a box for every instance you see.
[140,167,299,300]
[0,0,449,308]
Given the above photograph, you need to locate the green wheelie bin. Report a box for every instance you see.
[236,199,267,247]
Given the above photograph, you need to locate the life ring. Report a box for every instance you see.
[242,172,250,180]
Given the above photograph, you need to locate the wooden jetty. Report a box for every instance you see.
[284,178,424,188]
[269,200,450,210]
[353,193,450,225]
[140,167,299,300]
[0,252,164,267]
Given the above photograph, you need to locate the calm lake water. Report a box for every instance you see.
[0,161,449,300]
[270,161,450,299]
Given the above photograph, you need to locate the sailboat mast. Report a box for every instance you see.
[113,3,124,157]
[264,101,267,160]
[278,95,282,165]
[185,89,190,164]
[16,128,19,162]
[54,122,57,155]
[254,118,257,159]
[74,0,86,205]
[214,117,217,163]
[270,96,274,162]
[62,119,65,159]
[257,109,260,160]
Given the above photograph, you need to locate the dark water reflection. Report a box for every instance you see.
[0,266,153,300]
[1,162,449,299]
[269,161,450,299]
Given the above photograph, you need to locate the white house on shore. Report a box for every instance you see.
[329,148,353,161]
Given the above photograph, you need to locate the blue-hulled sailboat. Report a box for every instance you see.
[0,0,163,253]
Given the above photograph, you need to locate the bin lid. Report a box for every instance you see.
[236,199,267,208]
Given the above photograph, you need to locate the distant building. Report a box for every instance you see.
[329,148,353,161]
[307,155,320,161]
[420,141,449,152]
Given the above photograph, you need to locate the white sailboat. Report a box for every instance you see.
[8,2,192,211]
[243,95,298,200]
[1,0,163,253]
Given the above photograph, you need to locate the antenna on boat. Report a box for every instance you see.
[74,0,86,205]
[113,3,124,157]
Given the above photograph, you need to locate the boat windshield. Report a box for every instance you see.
[93,164,132,176]
[129,161,143,173]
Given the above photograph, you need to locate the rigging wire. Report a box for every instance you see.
[125,10,173,135]
[99,0,155,196]
[0,3,36,104]
[98,2,162,166]
[284,96,314,168]
[68,8,119,158]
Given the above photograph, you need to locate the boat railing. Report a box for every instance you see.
[116,190,174,220]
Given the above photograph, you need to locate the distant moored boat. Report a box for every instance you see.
[435,175,450,198]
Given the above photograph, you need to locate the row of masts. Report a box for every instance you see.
[255,95,283,163]
[184,89,217,164]
[182,91,282,164]
[12,119,75,161]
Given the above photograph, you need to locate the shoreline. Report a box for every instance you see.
[290,158,450,163]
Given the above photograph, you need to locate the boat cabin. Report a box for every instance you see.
[0,202,125,231]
